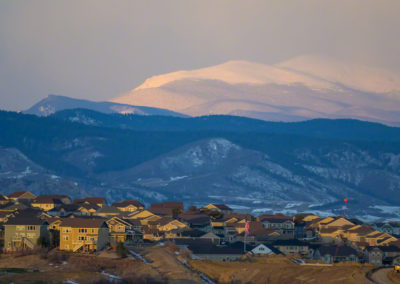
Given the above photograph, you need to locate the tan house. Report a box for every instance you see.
[106,217,133,244]
[319,217,355,229]
[59,218,109,252]
[0,211,15,223]
[112,200,144,212]
[74,197,107,208]
[4,215,49,251]
[124,210,161,225]
[203,204,233,214]
[148,217,187,232]
[7,191,36,202]
[0,194,9,205]
[31,195,71,211]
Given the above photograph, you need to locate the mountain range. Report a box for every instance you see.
[1,109,400,221]
[111,56,400,126]
[24,94,186,117]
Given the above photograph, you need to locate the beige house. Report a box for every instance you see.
[4,215,49,251]
[106,217,133,244]
[59,218,109,252]
[7,191,36,202]
[112,200,144,212]
[203,204,233,214]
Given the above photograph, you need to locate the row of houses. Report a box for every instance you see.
[0,191,400,265]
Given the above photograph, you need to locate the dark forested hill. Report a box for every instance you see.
[1,110,400,219]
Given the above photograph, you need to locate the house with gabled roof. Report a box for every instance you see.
[366,245,400,265]
[0,211,15,223]
[314,245,359,263]
[178,212,211,231]
[106,216,135,245]
[319,217,355,229]
[0,201,29,212]
[203,204,233,214]
[7,191,36,202]
[0,194,9,205]
[124,210,162,225]
[74,197,107,208]
[112,200,144,212]
[272,239,310,257]
[251,243,282,255]
[148,217,187,232]
[59,217,108,252]
[31,195,71,211]
[95,205,121,218]
[257,214,294,239]
[372,221,400,236]
[4,214,49,251]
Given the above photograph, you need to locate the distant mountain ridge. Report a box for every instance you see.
[111,56,400,126]
[53,108,400,142]
[24,94,187,117]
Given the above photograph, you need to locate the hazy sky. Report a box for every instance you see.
[1,0,400,111]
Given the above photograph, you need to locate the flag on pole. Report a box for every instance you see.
[245,220,250,236]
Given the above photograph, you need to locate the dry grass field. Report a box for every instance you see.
[388,270,400,284]
[141,245,202,283]
[190,255,375,284]
[0,248,380,284]
[0,251,162,284]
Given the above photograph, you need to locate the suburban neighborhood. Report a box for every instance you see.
[0,190,399,269]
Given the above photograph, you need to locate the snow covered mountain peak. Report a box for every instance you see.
[111,55,400,125]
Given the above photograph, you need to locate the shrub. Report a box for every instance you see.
[116,242,128,258]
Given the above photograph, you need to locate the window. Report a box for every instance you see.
[78,236,87,241]
[78,228,87,233]
[27,226,36,231]
[65,244,69,249]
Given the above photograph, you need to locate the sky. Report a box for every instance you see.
[1,0,400,111]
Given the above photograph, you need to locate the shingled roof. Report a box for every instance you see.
[112,200,144,208]
[60,217,107,228]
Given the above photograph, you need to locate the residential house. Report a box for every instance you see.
[318,217,355,230]
[272,239,310,257]
[203,204,233,214]
[48,204,82,217]
[235,221,280,244]
[251,243,282,255]
[7,191,36,202]
[373,222,400,236]
[31,195,71,211]
[149,202,184,217]
[59,217,109,252]
[112,200,144,212]
[314,245,359,263]
[4,214,49,251]
[366,246,400,265]
[95,205,121,218]
[0,201,29,211]
[124,210,161,225]
[258,214,294,239]
[148,217,187,233]
[106,216,134,245]
[0,211,15,223]
[74,197,107,208]
[178,212,211,232]
[0,194,9,205]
